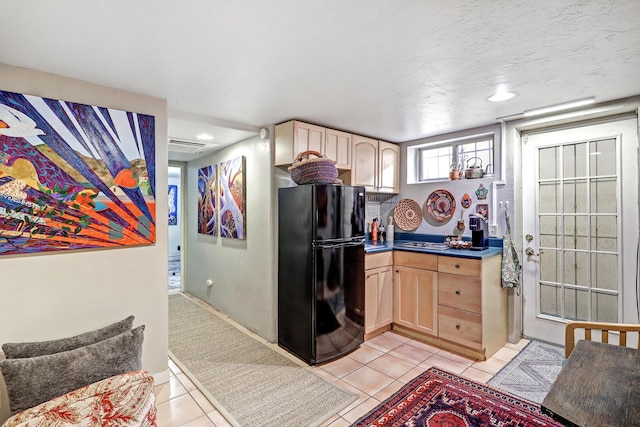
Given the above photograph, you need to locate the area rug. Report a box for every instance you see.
[352,367,562,426]
[168,293,357,427]
[487,340,564,404]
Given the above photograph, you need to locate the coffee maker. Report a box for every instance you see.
[469,214,488,250]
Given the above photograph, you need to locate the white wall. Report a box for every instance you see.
[400,124,513,240]
[185,135,277,341]
[0,63,169,420]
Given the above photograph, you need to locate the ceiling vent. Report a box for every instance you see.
[168,139,214,153]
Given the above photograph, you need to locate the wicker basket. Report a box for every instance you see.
[288,150,338,185]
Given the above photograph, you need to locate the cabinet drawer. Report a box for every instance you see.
[438,257,481,277]
[365,252,393,270]
[438,305,482,350]
[394,251,437,270]
[438,273,481,314]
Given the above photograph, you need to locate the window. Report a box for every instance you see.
[411,134,495,182]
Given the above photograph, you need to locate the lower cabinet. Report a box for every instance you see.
[393,266,437,336]
[392,251,506,360]
[364,252,393,340]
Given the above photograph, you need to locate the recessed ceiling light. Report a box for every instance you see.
[196,133,214,141]
[488,91,516,102]
[523,98,595,117]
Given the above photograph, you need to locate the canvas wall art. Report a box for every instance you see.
[168,185,177,225]
[0,90,156,256]
[219,156,245,239]
[476,203,489,219]
[197,164,218,235]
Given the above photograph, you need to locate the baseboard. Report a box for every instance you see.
[152,368,170,385]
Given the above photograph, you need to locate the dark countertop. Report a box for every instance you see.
[364,233,502,259]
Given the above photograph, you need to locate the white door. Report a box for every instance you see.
[522,117,639,344]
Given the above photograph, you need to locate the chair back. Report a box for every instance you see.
[565,321,640,358]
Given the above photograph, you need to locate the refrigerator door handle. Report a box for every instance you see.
[315,241,364,249]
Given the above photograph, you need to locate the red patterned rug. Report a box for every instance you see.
[352,367,563,426]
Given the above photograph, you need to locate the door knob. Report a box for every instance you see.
[525,247,540,256]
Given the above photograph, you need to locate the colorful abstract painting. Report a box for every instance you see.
[0,90,156,256]
[219,156,245,239]
[197,164,217,235]
[168,185,177,226]
[476,203,489,219]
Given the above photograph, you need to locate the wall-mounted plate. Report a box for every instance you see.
[424,189,456,222]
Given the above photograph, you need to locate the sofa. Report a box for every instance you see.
[0,315,156,426]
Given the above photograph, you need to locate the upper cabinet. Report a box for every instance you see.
[275,121,351,169]
[325,128,352,170]
[352,136,400,193]
[275,120,400,193]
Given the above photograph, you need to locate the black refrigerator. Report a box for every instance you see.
[278,184,366,365]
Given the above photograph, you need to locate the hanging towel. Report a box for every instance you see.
[501,205,522,295]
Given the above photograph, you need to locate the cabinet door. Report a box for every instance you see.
[294,121,325,157]
[365,271,379,334]
[352,135,378,191]
[378,141,400,193]
[394,266,437,335]
[325,129,352,170]
[377,266,393,327]
[365,266,393,334]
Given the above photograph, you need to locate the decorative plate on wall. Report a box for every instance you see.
[424,189,456,222]
[393,199,423,231]
[461,193,472,209]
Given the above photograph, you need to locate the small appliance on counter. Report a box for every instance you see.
[469,213,489,250]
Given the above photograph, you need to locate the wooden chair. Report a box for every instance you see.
[565,321,640,358]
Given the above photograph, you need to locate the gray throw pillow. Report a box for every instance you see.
[0,325,144,415]
[2,315,134,359]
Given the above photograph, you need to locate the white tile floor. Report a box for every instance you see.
[156,309,529,426]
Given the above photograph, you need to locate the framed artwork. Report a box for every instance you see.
[168,185,177,226]
[197,164,218,235]
[0,89,156,256]
[476,203,489,220]
[219,156,245,239]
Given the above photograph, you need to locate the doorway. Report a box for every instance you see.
[521,117,639,344]
[168,163,185,293]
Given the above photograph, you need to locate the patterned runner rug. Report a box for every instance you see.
[168,293,357,427]
[487,340,564,404]
[352,367,562,426]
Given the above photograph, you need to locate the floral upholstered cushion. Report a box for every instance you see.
[1,370,157,427]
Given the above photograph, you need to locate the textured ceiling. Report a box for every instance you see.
[1,1,638,154]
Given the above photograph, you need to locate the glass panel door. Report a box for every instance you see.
[522,118,639,344]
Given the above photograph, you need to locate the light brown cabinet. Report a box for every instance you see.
[393,252,438,336]
[325,128,352,169]
[352,136,400,193]
[274,120,351,169]
[378,141,400,193]
[392,251,506,360]
[436,255,507,359]
[364,252,393,340]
